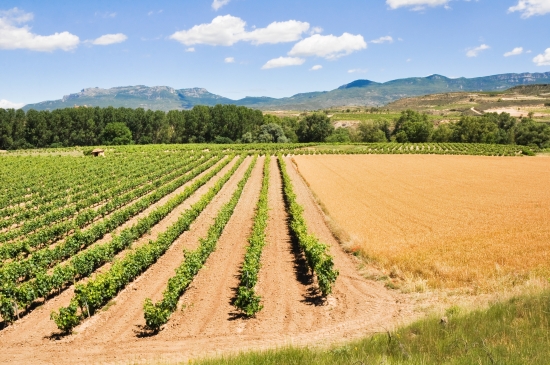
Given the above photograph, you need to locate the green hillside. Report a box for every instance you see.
[21,72,550,112]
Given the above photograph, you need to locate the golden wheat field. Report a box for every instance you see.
[293,154,550,290]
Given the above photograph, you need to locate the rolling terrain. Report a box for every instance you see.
[22,72,550,112]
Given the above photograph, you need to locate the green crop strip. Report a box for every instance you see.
[50,155,246,333]
[0,154,229,323]
[0,154,219,289]
[233,156,270,317]
[278,155,338,297]
[143,155,258,332]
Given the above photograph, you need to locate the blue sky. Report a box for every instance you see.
[1,0,550,108]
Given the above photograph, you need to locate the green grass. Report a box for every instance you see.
[189,290,550,365]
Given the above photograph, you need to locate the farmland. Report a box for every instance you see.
[0,143,547,364]
[293,154,550,291]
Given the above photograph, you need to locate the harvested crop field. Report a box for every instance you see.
[293,154,550,290]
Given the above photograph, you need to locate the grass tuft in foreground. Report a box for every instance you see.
[191,290,550,365]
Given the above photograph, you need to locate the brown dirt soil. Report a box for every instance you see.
[0,155,411,365]
[292,154,550,290]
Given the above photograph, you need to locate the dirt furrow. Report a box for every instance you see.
[63,156,253,345]
[159,155,264,338]
[0,154,414,365]
[0,156,237,347]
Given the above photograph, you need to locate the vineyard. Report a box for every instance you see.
[0,142,541,364]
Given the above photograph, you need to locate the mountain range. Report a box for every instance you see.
[22,72,550,112]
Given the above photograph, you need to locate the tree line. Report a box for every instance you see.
[0,105,548,149]
[328,110,550,149]
[0,105,337,150]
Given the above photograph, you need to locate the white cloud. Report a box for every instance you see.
[310,26,323,35]
[170,15,309,46]
[509,0,550,18]
[504,47,523,57]
[224,56,235,63]
[370,36,394,44]
[386,0,449,10]
[147,10,163,16]
[310,65,322,71]
[348,68,368,73]
[243,20,310,45]
[261,57,305,69]
[466,44,490,57]
[288,33,367,60]
[91,33,127,45]
[185,47,195,52]
[0,99,24,109]
[533,48,550,66]
[212,0,231,11]
[0,8,80,52]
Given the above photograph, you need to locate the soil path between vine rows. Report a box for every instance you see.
[0,155,412,365]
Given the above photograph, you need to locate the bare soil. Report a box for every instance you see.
[0,156,412,365]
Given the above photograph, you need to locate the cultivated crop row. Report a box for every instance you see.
[233,156,270,317]
[142,156,258,332]
[0,154,228,322]
[50,155,246,332]
[278,156,338,296]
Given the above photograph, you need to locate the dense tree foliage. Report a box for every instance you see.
[361,109,550,148]
[1,106,549,150]
[296,113,334,143]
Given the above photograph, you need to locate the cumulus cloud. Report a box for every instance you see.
[0,8,80,52]
[466,44,490,57]
[504,47,523,57]
[310,65,322,71]
[310,26,323,35]
[261,56,305,69]
[533,48,550,66]
[0,99,24,109]
[509,0,550,18]
[224,56,235,63]
[170,15,309,46]
[91,33,127,45]
[212,0,231,11]
[386,0,449,10]
[370,36,394,44]
[185,47,195,52]
[288,33,366,60]
[348,68,368,73]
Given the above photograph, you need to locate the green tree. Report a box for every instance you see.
[393,110,433,143]
[432,123,453,142]
[515,119,550,148]
[256,123,288,143]
[102,122,133,145]
[358,121,387,142]
[326,127,351,143]
[296,113,334,142]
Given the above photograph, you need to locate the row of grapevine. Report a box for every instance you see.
[142,155,258,332]
[0,154,233,323]
[0,153,197,243]
[233,156,270,317]
[0,152,177,215]
[278,156,339,297]
[50,155,247,333]
[0,155,222,288]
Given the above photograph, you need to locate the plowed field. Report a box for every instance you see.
[293,154,550,290]
[0,153,407,365]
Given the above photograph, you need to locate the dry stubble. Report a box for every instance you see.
[293,154,550,290]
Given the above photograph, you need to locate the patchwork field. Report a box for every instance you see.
[0,144,547,364]
[293,154,550,290]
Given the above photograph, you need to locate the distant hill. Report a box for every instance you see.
[22,72,550,111]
